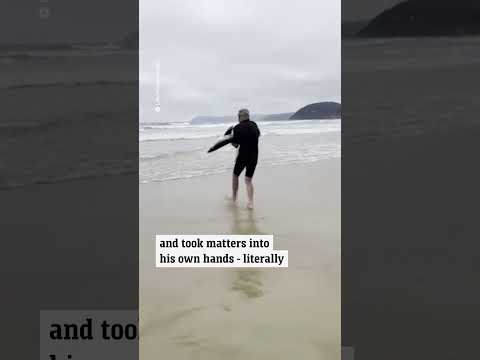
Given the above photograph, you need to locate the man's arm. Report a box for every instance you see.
[231,124,241,144]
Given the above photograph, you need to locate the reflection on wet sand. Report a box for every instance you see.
[227,203,264,299]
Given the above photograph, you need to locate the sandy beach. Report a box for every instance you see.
[140,159,341,359]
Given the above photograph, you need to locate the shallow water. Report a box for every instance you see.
[139,119,341,183]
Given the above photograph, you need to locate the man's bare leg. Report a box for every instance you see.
[245,176,254,209]
[232,174,239,202]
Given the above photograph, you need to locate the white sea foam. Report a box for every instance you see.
[139,119,340,142]
[140,119,341,183]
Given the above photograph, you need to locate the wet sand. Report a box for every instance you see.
[140,159,341,359]
[1,174,138,358]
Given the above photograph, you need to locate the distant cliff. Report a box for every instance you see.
[358,0,480,37]
[191,104,340,124]
[342,21,369,38]
[289,102,341,120]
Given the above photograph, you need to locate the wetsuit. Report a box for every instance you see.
[229,120,260,178]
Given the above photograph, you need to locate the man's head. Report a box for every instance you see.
[238,108,250,122]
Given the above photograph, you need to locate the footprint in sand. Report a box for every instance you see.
[231,269,264,299]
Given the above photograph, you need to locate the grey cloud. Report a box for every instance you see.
[140,0,340,122]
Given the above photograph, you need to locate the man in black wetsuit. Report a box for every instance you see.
[231,108,260,209]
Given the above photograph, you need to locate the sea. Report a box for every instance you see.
[139,119,341,183]
[3,36,479,190]
[0,47,138,190]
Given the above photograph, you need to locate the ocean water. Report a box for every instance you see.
[139,119,341,183]
[0,48,138,190]
[0,47,136,89]
[3,36,479,190]
[342,36,480,142]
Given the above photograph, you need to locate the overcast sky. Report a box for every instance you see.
[140,0,341,123]
[0,0,402,43]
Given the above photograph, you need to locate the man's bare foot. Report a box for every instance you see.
[225,195,237,203]
[247,202,254,210]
